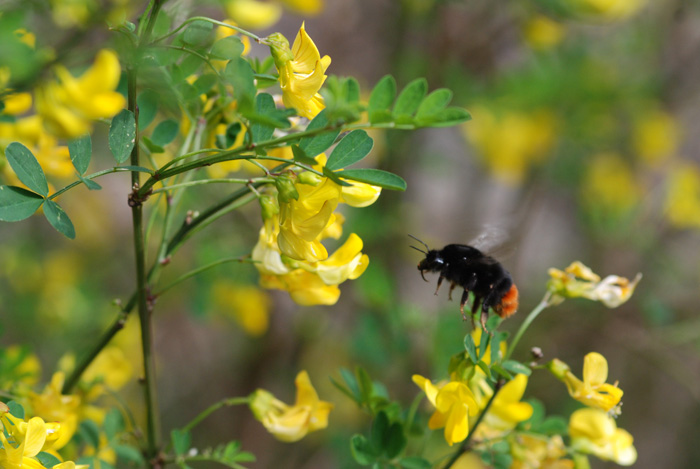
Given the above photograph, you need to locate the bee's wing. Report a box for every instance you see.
[466,224,516,260]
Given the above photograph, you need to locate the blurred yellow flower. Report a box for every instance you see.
[50,0,92,28]
[474,374,533,438]
[548,352,623,412]
[26,372,80,448]
[225,0,282,29]
[269,23,331,119]
[633,109,679,165]
[281,0,323,14]
[569,408,636,465]
[212,282,271,336]
[83,346,133,391]
[547,261,642,308]
[511,434,573,469]
[464,106,555,185]
[35,49,125,138]
[524,15,565,50]
[665,162,700,229]
[581,153,641,217]
[412,375,479,446]
[2,92,32,115]
[576,0,646,20]
[0,346,41,390]
[250,370,333,442]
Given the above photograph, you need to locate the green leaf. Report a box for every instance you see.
[225,57,255,111]
[0,185,44,221]
[393,78,427,117]
[330,375,361,404]
[350,434,377,466]
[171,429,191,456]
[416,107,472,128]
[103,408,124,441]
[384,421,407,459]
[415,88,452,118]
[464,333,478,364]
[370,411,389,452]
[109,109,136,163]
[216,122,242,149]
[5,142,48,196]
[335,169,406,191]
[478,330,490,360]
[339,367,361,402]
[78,420,100,448]
[344,77,361,103]
[193,73,217,95]
[68,135,92,175]
[322,166,352,187]
[210,35,244,60]
[36,452,62,467]
[143,136,164,154]
[119,165,154,174]
[492,364,513,380]
[251,93,276,143]
[477,360,492,379]
[298,110,340,157]
[151,119,180,147]
[114,444,145,465]
[291,145,318,166]
[7,401,24,418]
[368,75,396,123]
[490,332,502,364]
[326,130,374,170]
[43,199,76,239]
[137,90,159,130]
[399,457,432,469]
[501,359,532,376]
[539,416,568,435]
[356,367,374,406]
[183,20,214,46]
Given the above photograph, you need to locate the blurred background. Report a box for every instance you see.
[2,0,700,467]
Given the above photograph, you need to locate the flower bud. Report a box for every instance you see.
[275,176,299,203]
[546,358,571,380]
[259,194,279,220]
[297,171,323,186]
[266,32,294,70]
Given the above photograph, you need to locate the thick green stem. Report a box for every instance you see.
[504,293,553,362]
[443,379,504,469]
[127,63,161,462]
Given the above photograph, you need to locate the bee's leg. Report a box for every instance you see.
[448,282,457,301]
[434,275,445,295]
[459,289,470,321]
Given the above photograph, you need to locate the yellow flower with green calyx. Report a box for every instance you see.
[268,23,331,119]
[26,372,80,447]
[35,49,126,139]
[547,352,623,413]
[473,374,533,438]
[249,370,333,442]
[412,375,479,446]
[314,153,382,208]
[547,261,642,308]
[568,408,636,465]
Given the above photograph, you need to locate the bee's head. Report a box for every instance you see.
[416,249,445,282]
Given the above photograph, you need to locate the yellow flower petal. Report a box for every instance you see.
[582,352,608,386]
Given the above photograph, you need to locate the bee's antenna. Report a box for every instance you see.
[408,234,430,252]
[409,245,427,255]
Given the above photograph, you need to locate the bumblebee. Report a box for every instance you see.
[410,235,519,329]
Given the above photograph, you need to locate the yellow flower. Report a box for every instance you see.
[473,374,533,438]
[0,346,41,390]
[511,434,573,469]
[665,162,700,229]
[547,261,642,308]
[250,370,333,442]
[212,282,271,336]
[548,352,623,412]
[633,109,679,166]
[569,408,636,465]
[577,0,646,20]
[2,92,32,115]
[580,153,640,217]
[412,375,479,446]
[51,0,92,28]
[83,346,133,391]
[26,372,80,447]
[225,0,282,29]
[524,16,565,50]
[269,23,331,119]
[262,270,341,305]
[280,0,323,14]
[278,177,341,262]
[35,49,125,138]
[463,106,555,185]
[314,153,382,207]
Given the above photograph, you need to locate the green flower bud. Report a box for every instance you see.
[546,358,571,380]
[266,32,294,70]
[259,194,279,220]
[297,171,323,186]
[275,176,299,203]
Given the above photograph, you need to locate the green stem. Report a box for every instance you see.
[127,64,161,462]
[153,256,257,297]
[151,16,261,45]
[504,292,553,362]
[48,167,138,200]
[150,177,273,194]
[181,396,250,434]
[443,379,504,469]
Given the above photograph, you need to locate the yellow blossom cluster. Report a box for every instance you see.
[225,0,323,30]
[252,155,380,305]
[547,261,642,308]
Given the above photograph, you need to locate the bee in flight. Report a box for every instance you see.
[409,235,519,329]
